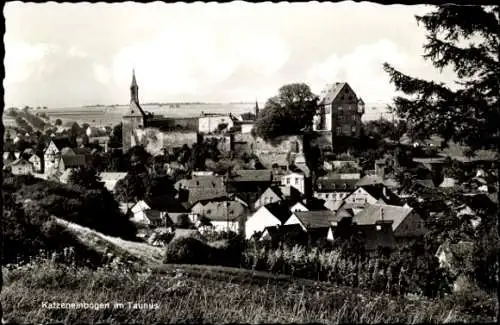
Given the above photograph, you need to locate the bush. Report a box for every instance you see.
[164,237,212,265]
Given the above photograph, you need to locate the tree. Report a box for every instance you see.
[383,5,499,254]
[254,83,318,142]
[54,118,62,126]
[108,123,123,149]
[68,166,103,190]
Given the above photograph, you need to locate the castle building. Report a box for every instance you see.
[313,82,365,139]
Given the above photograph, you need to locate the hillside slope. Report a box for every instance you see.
[53,217,164,265]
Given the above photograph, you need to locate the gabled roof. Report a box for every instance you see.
[60,147,76,156]
[7,158,32,167]
[316,178,358,192]
[60,155,86,168]
[144,210,163,223]
[228,169,273,183]
[353,204,416,233]
[359,184,404,206]
[292,210,337,229]
[263,201,293,223]
[272,185,302,199]
[318,83,346,106]
[202,200,247,222]
[146,195,188,213]
[261,224,306,240]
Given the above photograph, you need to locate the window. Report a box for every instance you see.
[206,209,212,214]
[336,127,342,135]
[295,177,299,185]
[341,95,345,100]
[352,115,357,121]
[348,95,353,100]
[339,115,344,121]
[286,178,290,184]
[338,106,343,111]
[325,194,329,199]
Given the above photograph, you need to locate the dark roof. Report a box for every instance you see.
[228,169,273,183]
[264,201,293,223]
[360,184,404,206]
[316,178,358,192]
[51,137,73,150]
[144,210,164,223]
[202,200,247,222]
[318,83,346,106]
[293,210,337,229]
[146,195,187,213]
[61,154,86,167]
[270,185,302,200]
[355,224,397,250]
[261,224,306,239]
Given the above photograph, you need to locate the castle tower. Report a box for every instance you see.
[122,69,146,153]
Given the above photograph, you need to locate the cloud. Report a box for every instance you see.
[307,39,410,103]
[4,38,52,84]
[109,22,291,101]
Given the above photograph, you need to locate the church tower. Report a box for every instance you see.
[255,99,260,120]
[122,69,146,153]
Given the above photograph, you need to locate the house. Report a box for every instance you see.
[314,178,358,210]
[281,171,307,195]
[344,184,404,206]
[175,175,227,207]
[259,224,307,245]
[313,82,365,139]
[4,158,34,175]
[57,155,87,173]
[226,169,273,205]
[198,113,235,134]
[44,137,74,171]
[439,177,458,188]
[240,121,255,134]
[191,199,248,234]
[100,172,128,193]
[130,196,187,228]
[28,154,42,173]
[285,210,338,231]
[353,204,427,240]
[254,185,303,211]
[245,201,293,239]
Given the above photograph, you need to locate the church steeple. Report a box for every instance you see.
[130,69,139,104]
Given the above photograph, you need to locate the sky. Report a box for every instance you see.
[4,1,458,114]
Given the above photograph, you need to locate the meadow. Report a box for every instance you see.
[44,102,257,127]
[2,258,494,324]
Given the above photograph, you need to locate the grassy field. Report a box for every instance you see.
[3,259,494,324]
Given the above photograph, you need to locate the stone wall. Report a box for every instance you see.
[135,128,199,156]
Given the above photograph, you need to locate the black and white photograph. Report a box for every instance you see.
[1,1,498,323]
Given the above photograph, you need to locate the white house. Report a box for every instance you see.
[344,184,403,206]
[314,178,358,211]
[190,199,248,234]
[245,201,292,239]
[198,114,235,134]
[254,185,302,210]
[290,201,309,213]
[100,172,128,193]
[240,121,254,134]
[28,154,42,173]
[44,138,73,172]
[281,172,306,195]
[5,158,33,175]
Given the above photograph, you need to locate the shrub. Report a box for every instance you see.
[164,237,212,265]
